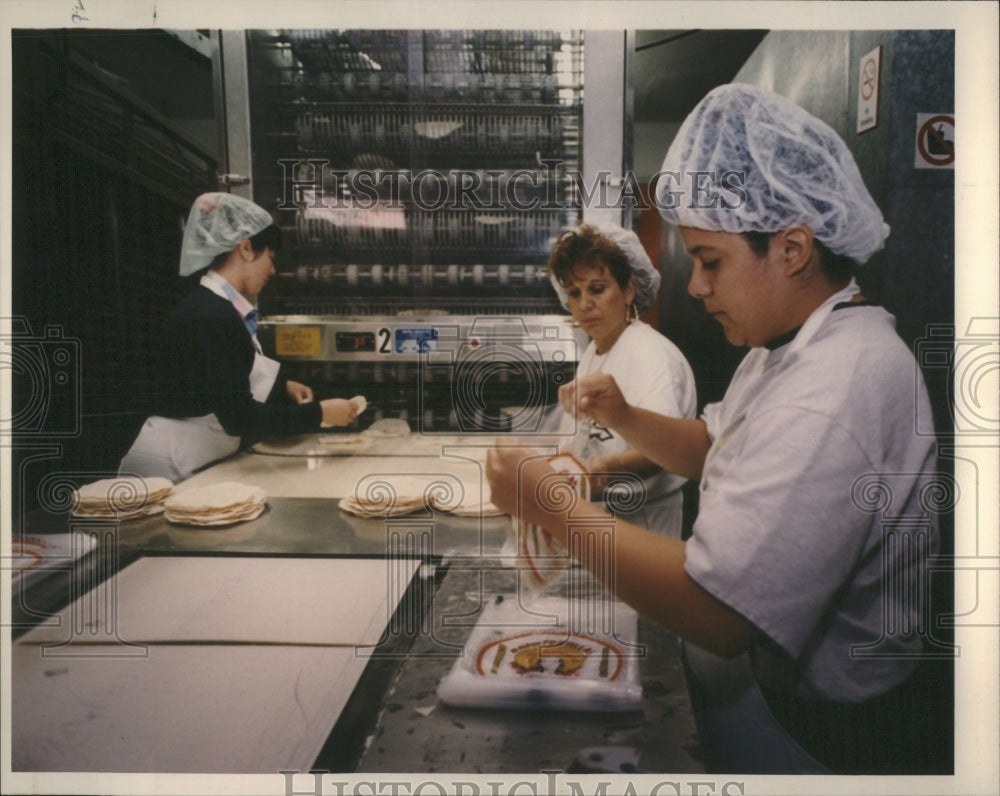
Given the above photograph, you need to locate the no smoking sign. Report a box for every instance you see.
[856,46,882,133]
[915,113,955,169]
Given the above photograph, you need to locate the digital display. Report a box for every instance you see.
[335,331,377,353]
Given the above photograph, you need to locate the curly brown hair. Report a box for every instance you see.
[548,224,632,290]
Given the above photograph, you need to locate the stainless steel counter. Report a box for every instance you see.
[11,433,703,775]
[118,497,507,558]
[349,559,705,775]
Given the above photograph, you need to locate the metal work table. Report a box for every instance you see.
[350,559,704,775]
[28,497,509,558]
[10,435,704,775]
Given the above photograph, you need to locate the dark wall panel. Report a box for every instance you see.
[10,31,216,515]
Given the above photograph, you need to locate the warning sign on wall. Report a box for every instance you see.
[915,113,955,169]
[857,46,882,133]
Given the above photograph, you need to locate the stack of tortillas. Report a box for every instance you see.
[363,418,411,438]
[72,476,174,520]
[163,482,267,527]
[339,476,428,518]
[339,475,503,518]
[428,489,504,517]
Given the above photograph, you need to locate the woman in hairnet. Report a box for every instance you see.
[487,85,945,773]
[119,193,359,482]
[548,222,696,538]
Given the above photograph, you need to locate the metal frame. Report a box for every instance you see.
[211,30,254,197]
[581,30,630,228]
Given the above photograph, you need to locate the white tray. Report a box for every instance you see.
[9,532,98,591]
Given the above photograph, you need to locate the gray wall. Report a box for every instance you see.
[655,29,954,430]
[734,30,955,432]
[633,120,681,181]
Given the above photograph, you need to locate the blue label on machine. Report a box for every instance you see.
[394,327,439,354]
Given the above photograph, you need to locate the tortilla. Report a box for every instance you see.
[72,476,174,519]
[443,499,505,518]
[349,395,368,415]
[164,482,267,527]
[339,475,430,518]
[72,504,166,520]
[427,481,503,517]
[340,475,505,519]
[363,418,411,438]
[338,494,426,518]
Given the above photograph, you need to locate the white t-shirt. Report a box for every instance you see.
[685,297,939,701]
[559,321,697,537]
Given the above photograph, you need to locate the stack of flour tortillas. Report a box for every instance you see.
[72,476,174,520]
[431,487,504,518]
[339,475,428,518]
[163,482,267,527]
[363,417,410,438]
[318,413,407,451]
[339,474,503,518]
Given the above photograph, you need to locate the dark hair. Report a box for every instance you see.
[742,231,855,283]
[207,223,283,271]
[548,224,631,290]
[250,222,283,254]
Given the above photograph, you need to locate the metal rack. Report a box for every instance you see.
[290,103,574,157]
[217,29,607,431]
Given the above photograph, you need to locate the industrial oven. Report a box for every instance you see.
[212,29,631,433]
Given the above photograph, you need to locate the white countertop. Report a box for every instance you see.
[12,556,422,773]
[179,432,506,503]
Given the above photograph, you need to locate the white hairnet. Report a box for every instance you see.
[179,193,275,276]
[550,222,662,313]
[656,83,889,264]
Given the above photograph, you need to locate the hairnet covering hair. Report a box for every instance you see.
[178,193,275,276]
[656,83,890,264]
[549,222,662,313]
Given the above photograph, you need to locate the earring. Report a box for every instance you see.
[627,302,639,322]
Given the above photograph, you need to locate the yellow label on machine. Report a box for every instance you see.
[275,326,322,357]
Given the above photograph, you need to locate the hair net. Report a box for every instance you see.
[655,83,889,264]
[179,193,275,276]
[549,222,662,313]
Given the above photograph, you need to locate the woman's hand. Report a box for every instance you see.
[586,449,661,495]
[558,372,630,428]
[486,443,576,540]
[286,380,314,404]
[319,398,358,427]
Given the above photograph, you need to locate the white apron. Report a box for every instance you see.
[119,351,280,483]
